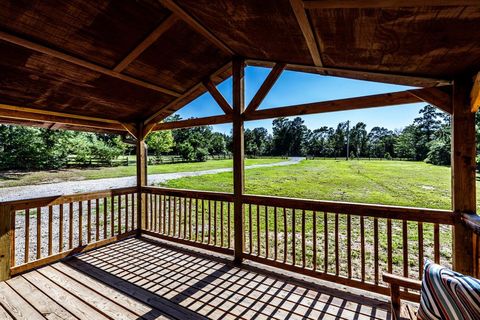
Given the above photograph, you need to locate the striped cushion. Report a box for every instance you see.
[418,260,480,320]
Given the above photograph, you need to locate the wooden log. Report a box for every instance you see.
[136,124,147,234]
[203,80,232,114]
[452,77,476,275]
[233,58,245,264]
[0,205,12,281]
[154,114,233,131]
[245,63,286,113]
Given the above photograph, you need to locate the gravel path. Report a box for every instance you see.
[0,157,303,202]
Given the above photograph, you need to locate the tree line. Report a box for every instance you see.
[0,104,477,171]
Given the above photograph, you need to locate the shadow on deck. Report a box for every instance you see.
[0,237,397,319]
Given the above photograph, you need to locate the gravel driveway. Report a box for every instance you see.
[0,157,303,202]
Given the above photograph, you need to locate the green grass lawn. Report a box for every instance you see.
[161,159,458,209]
[0,158,284,188]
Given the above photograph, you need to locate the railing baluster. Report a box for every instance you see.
[195,198,199,242]
[11,211,15,267]
[335,212,339,275]
[69,203,73,249]
[95,199,100,240]
[418,222,424,279]
[346,214,351,278]
[292,208,296,265]
[301,209,306,268]
[274,207,278,261]
[131,193,135,232]
[25,209,30,263]
[184,197,187,239]
[213,201,217,245]
[36,207,41,259]
[360,216,365,282]
[387,218,392,273]
[48,206,53,256]
[173,197,178,237]
[257,204,261,256]
[103,198,107,239]
[403,220,409,279]
[110,196,114,236]
[163,195,167,234]
[249,204,253,254]
[153,194,157,232]
[178,197,182,238]
[265,206,269,259]
[59,204,63,252]
[324,211,328,273]
[228,202,231,248]
[79,202,83,246]
[125,195,129,233]
[220,201,224,246]
[188,198,192,240]
[117,195,122,235]
[313,210,317,271]
[87,200,92,243]
[434,223,440,264]
[283,207,287,263]
[201,199,205,243]
[374,217,379,284]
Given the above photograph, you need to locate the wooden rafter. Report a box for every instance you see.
[143,61,232,126]
[246,59,451,87]
[0,104,125,132]
[245,63,286,113]
[203,79,232,114]
[0,30,181,97]
[113,15,178,72]
[408,86,452,114]
[154,114,233,131]
[159,0,234,55]
[471,72,480,112]
[290,0,323,67]
[244,90,423,121]
[121,123,139,139]
[303,0,480,9]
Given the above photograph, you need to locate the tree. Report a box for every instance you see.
[146,131,174,159]
[349,122,368,158]
[271,117,307,156]
[395,125,419,159]
[413,105,443,160]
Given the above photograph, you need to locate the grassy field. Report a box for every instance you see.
[161,159,458,209]
[0,158,284,188]
[159,159,460,280]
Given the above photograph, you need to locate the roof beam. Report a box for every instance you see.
[303,0,480,9]
[408,86,452,114]
[113,15,178,72]
[246,59,451,87]
[244,89,423,121]
[121,123,139,139]
[290,0,323,67]
[245,63,286,113]
[154,114,233,131]
[0,30,181,97]
[203,79,232,114]
[159,0,234,56]
[144,61,232,126]
[0,104,126,131]
[471,72,480,112]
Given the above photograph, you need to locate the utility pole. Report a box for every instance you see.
[346,120,350,161]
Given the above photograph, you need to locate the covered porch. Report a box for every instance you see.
[1,1,480,319]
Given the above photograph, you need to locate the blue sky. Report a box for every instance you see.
[173,66,427,134]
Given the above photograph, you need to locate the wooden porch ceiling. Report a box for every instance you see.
[0,0,478,134]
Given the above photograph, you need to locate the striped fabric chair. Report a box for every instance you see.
[383,260,480,320]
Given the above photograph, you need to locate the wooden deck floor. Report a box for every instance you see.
[0,237,399,319]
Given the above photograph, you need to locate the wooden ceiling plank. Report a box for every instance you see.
[471,72,480,112]
[159,0,234,55]
[144,61,232,126]
[154,114,233,131]
[303,0,480,9]
[246,59,451,87]
[408,87,453,114]
[0,104,125,131]
[245,63,286,113]
[203,79,232,114]
[113,15,178,72]
[244,89,423,121]
[0,30,181,97]
[290,0,323,67]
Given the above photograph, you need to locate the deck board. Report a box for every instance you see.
[0,237,403,319]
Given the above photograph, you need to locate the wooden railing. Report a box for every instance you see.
[142,187,234,255]
[0,187,138,278]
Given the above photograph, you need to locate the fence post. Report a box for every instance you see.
[0,205,12,281]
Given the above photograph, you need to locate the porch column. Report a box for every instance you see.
[233,58,245,264]
[136,123,147,234]
[451,77,476,275]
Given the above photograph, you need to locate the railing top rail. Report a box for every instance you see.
[0,187,138,210]
[462,213,480,234]
[243,194,455,224]
[142,186,234,202]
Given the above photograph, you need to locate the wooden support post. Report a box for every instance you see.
[136,124,147,235]
[232,58,245,264]
[452,77,476,275]
[0,205,12,281]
